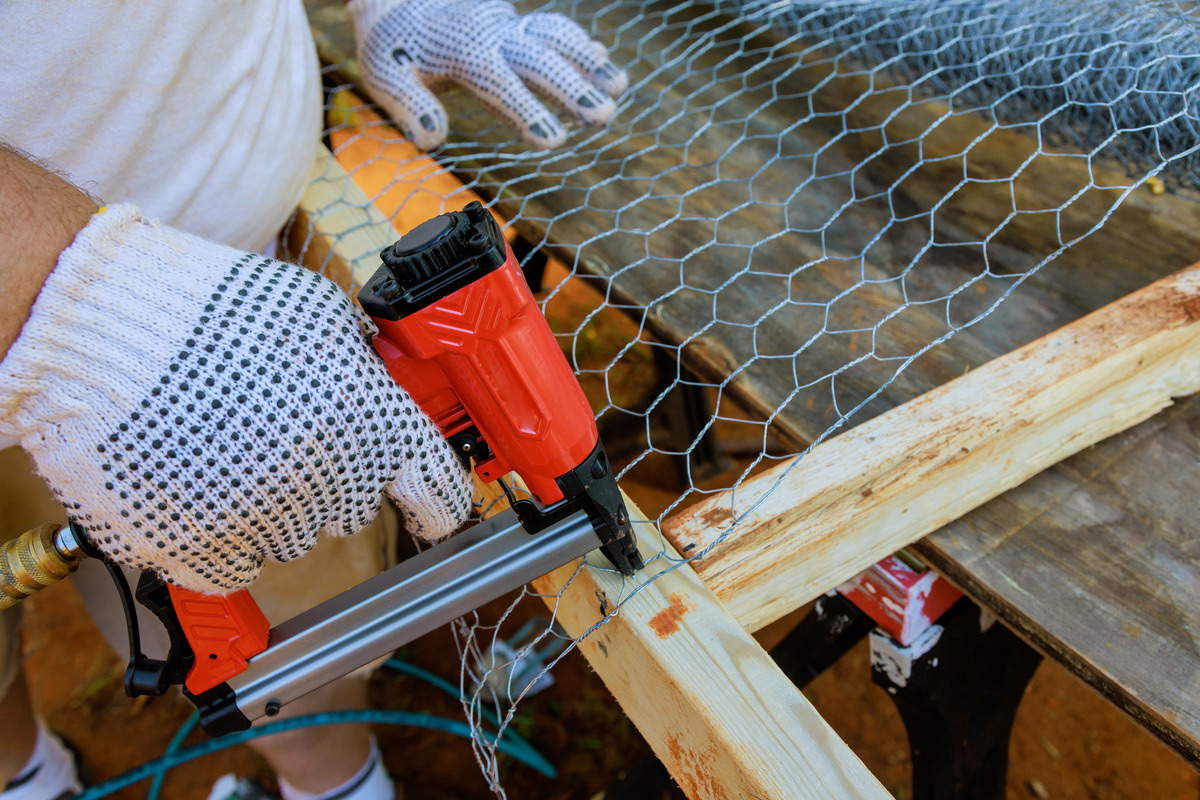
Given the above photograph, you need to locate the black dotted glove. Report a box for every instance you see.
[0,205,472,593]
[349,0,629,150]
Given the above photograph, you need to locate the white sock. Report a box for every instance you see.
[1,721,82,800]
[277,737,394,800]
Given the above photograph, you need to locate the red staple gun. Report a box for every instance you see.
[1,202,642,736]
[176,201,642,734]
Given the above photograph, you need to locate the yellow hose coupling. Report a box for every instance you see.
[0,523,83,610]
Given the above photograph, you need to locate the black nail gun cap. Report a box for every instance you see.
[358,201,507,321]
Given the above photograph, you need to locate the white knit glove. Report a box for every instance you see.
[348,0,629,150]
[0,205,472,594]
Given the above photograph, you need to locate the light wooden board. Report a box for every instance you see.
[285,144,398,295]
[663,263,1200,634]
[531,493,892,800]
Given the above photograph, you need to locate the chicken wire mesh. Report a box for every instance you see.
[296,0,1199,793]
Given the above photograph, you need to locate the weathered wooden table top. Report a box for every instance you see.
[915,392,1200,766]
[308,0,1200,766]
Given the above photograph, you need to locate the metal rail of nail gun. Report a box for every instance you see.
[193,506,597,735]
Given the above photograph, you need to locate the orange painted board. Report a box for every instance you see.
[326,90,513,240]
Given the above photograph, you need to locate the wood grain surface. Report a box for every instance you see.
[662,262,1200,636]
[914,392,1200,768]
[530,492,894,800]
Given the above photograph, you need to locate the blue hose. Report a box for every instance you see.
[78,709,554,800]
[131,658,556,799]
[145,711,197,800]
[382,658,555,776]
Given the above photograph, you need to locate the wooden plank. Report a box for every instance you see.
[530,492,892,800]
[284,144,398,294]
[662,262,1200,634]
[913,392,1200,767]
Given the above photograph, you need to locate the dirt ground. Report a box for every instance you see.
[11,271,1200,799]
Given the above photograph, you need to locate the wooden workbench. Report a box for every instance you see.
[915,392,1200,766]
[305,0,1200,778]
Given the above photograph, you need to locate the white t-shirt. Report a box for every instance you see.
[0,1,321,253]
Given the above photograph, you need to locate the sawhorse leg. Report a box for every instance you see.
[870,598,1042,800]
[770,592,877,689]
[772,578,1043,800]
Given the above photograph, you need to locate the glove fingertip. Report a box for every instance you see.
[594,61,630,97]
[575,91,618,126]
[385,483,464,542]
[585,42,629,96]
[411,513,459,542]
[385,460,473,542]
[362,70,450,152]
[406,107,451,152]
[526,116,568,149]
[372,97,448,152]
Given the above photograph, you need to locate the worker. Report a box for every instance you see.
[0,2,627,799]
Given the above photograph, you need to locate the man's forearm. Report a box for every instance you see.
[0,145,98,358]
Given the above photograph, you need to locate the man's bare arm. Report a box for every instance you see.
[0,145,98,358]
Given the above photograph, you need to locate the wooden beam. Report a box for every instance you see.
[285,144,397,294]
[663,263,1200,634]
[531,493,892,800]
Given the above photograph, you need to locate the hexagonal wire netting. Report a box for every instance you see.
[298,0,1199,793]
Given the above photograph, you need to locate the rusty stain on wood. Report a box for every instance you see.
[698,505,734,533]
[665,734,731,800]
[649,592,694,638]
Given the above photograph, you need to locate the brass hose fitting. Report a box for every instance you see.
[0,523,83,610]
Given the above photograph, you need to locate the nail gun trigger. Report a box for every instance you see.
[98,558,194,698]
[132,572,196,690]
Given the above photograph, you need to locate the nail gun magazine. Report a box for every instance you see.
[0,201,643,736]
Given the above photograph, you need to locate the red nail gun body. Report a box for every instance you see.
[369,213,593,502]
[359,201,640,570]
[141,202,640,733]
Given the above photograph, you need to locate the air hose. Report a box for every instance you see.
[127,657,555,800]
[80,708,554,800]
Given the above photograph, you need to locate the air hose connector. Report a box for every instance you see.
[0,523,83,610]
